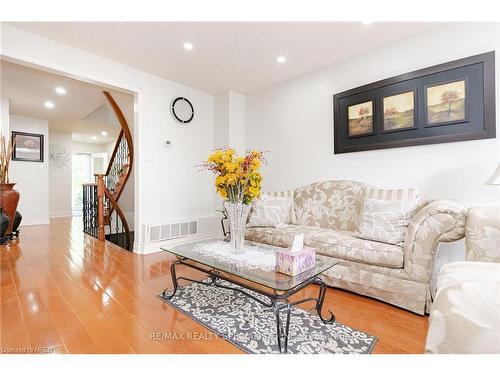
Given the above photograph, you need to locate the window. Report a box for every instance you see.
[72,153,91,212]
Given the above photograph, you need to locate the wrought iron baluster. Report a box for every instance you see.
[82,184,99,239]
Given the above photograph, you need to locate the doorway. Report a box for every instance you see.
[71,153,91,214]
[1,57,138,248]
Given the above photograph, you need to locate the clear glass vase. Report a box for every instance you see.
[223,201,251,254]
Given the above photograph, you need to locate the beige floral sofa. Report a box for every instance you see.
[245,180,466,315]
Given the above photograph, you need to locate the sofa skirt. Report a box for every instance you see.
[321,259,429,315]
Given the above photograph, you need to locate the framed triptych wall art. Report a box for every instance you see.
[333,51,496,154]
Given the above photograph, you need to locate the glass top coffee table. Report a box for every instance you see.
[159,238,339,353]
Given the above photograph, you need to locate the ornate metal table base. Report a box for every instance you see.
[160,257,336,353]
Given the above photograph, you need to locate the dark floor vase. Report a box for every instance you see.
[12,211,22,237]
[0,209,8,244]
[0,183,20,235]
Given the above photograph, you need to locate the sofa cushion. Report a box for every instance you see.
[246,224,309,248]
[245,224,403,268]
[293,180,366,231]
[247,195,289,228]
[357,197,422,245]
[306,228,403,268]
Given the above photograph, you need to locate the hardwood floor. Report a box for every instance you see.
[0,217,428,354]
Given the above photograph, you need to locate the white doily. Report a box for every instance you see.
[192,241,277,271]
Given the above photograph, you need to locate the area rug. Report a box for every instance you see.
[158,279,377,354]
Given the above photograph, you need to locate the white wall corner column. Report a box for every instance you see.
[214,90,246,153]
[48,130,73,218]
[0,97,9,136]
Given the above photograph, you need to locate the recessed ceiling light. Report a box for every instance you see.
[55,86,66,95]
[361,21,373,26]
[91,136,97,141]
[276,56,286,64]
[183,42,194,50]
[44,101,55,109]
[101,131,108,136]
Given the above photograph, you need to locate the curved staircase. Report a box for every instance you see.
[82,91,134,251]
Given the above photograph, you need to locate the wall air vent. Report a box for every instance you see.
[146,219,202,243]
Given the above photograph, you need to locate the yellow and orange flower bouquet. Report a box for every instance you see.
[200,147,266,253]
[201,147,265,204]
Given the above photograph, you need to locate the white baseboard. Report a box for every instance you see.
[133,241,141,253]
[49,211,73,218]
[20,218,50,227]
[137,231,221,254]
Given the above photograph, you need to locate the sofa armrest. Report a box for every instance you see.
[465,207,500,263]
[403,200,466,282]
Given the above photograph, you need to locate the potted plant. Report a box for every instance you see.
[201,148,265,254]
[0,133,19,238]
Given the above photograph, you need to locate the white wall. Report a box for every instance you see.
[49,130,72,217]
[214,92,229,149]
[228,91,246,153]
[246,23,500,209]
[214,90,245,153]
[0,97,9,136]
[9,114,49,226]
[1,24,216,249]
[72,141,108,155]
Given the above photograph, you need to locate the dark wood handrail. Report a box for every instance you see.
[103,91,134,186]
[105,130,124,176]
[90,91,134,251]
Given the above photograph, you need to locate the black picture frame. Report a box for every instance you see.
[11,131,44,162]
[333,51,496,154]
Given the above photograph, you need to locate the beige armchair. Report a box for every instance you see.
[425,207,500,353]
[465,207,500,262]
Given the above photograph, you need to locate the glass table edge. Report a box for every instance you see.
[160,240,339,292]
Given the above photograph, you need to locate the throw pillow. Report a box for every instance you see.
[357,197,422,245]
[263,190,296,224]
[247,195,289,228]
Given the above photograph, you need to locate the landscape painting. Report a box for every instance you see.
[426,80,466,125]
[348,101,373,137]
[383,91,415,131]
[12,132,44,162]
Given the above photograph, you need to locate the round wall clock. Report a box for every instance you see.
[171,97,194,124]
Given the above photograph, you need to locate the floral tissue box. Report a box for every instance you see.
[276,247,316,276]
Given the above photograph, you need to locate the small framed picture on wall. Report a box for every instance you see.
[11,131,44,162]
[425,78,468,127]
[382,90,416,133]
[347,100,375,138]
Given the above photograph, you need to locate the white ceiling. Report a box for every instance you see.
[1,60,130,144]
[6,22,440,94]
